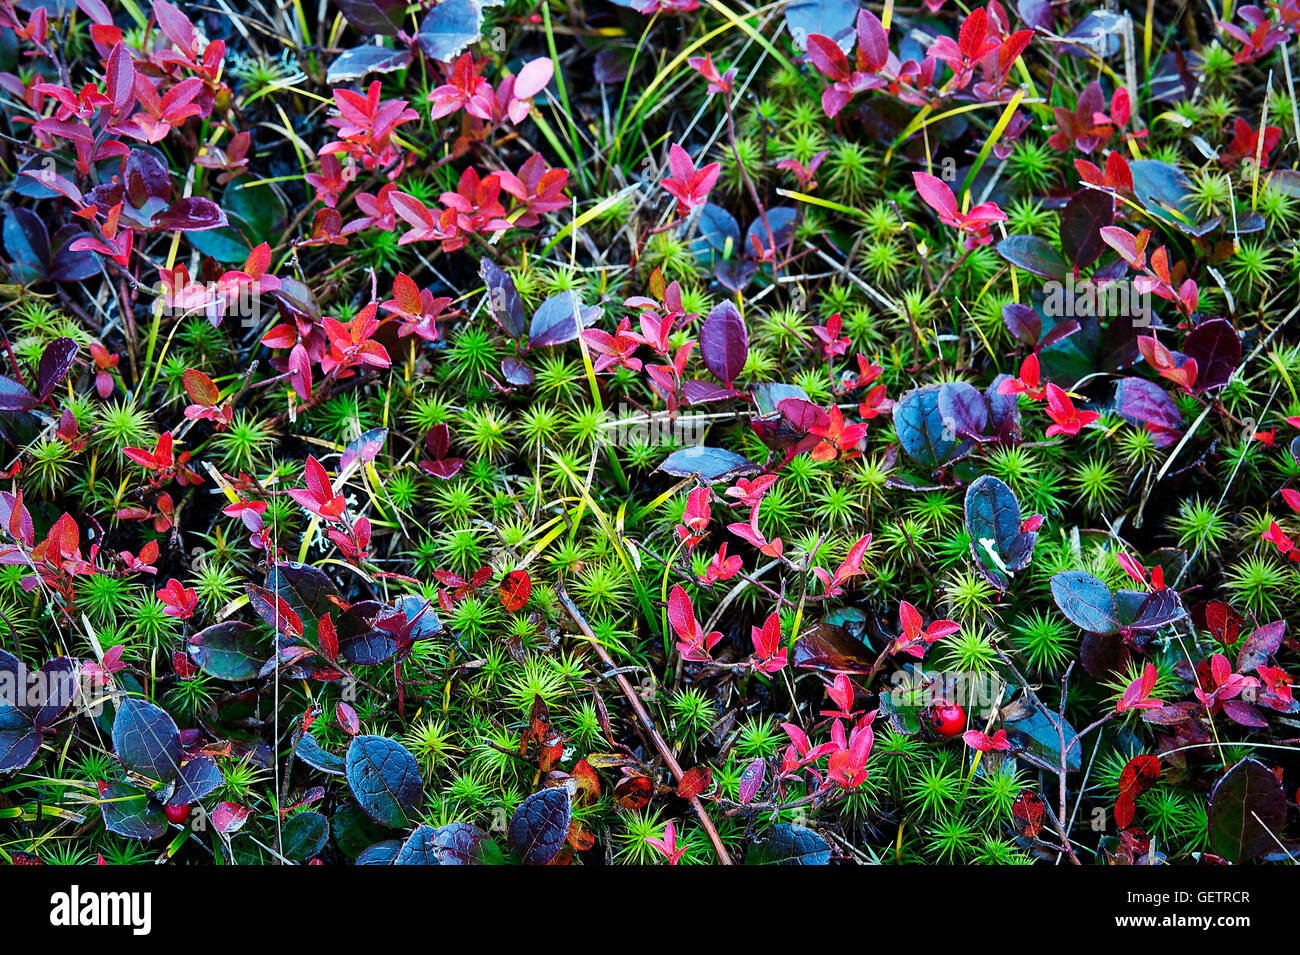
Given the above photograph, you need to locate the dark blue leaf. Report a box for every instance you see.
[692,203,739,260]
[295,733,347,776]
[345,735,422,828]
[507,787,571,864]
[964,475,1037,589]
[112,697,183,785]
[1050,571,1119,636]
[355,839,403,864]
[0,729,42,772]
[3,207,50,283]
[747,823,832,864]
[326,45,411,84]
[996,235,1068,280]
[656,446,760,482]
[744,206,796,256]
[784,0,857,50]
[416,0,494,61]
[172,756,224,803]
[395,824,496,865]
[894,384,971,469]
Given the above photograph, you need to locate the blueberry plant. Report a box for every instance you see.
[0,0,1297,867]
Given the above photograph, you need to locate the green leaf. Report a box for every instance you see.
[98,781,167,840]
[996,234,1068,280]
[282,811,330,862]
[1208,758,1287,863]
[224,175,288,247]
[188,621,264,681]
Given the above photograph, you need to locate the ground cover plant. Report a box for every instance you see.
[0,0,1297,867]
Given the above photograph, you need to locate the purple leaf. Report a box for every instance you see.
[124,150,171,208]
[340,427,387,471]
[936,381,988,440]
[1114,376,1183,446]
[985,376,1021,439]
[334,0,405,35]
[1018,0,1054,30]
[1002,303,1040,347]
[1182,317,1241,392]
[1039,318,1081,350]
[682,379,738,405]
[700,301,748,386]
[152,197,228,232]
[36,337,78,400]
[0,375,37,413]
[1060,188,1113,269]
[481,258,526,340]
[500,356,534,387]
[529,291,597,349]
[715,256,757,293]
[1236,620,1284,674]
[739,758,765,804]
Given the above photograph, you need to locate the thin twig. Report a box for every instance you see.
[556,583,733,864]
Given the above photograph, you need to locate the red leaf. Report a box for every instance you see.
[498,569,531,611]
[912,171,958,219]
[677,765,712,800]
[105,41,135,115]
[336,701,360,736]
[182,368,219,406]
[806,33,850,81]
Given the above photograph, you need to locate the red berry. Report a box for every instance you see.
[926,702,965,738]
[163,803,191,825]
